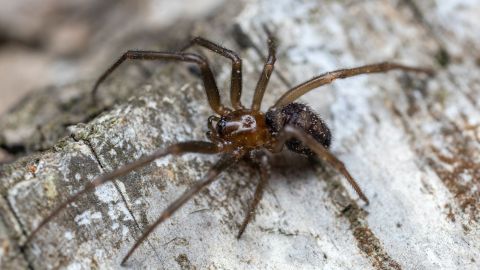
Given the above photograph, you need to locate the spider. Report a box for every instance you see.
[24,28,433,266]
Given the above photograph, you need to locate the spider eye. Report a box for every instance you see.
[216,118,227,135]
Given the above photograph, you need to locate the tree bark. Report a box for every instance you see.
[1,0,479,269]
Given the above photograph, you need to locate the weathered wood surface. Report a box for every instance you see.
[1,0,479,269]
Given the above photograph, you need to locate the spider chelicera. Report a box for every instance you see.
[24,29,433,266]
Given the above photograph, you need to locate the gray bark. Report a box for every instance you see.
[1,0,479,269]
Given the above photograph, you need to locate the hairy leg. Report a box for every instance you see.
[24,141,222,245]
[237,154,270,239]
[181,37,244,109]
[273,62,434,108]
[121,154,238,266]
[251,27,277,111]
[272,125,369,204]
[91,51,228,115]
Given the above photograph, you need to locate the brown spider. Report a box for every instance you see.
[24,29,433,266]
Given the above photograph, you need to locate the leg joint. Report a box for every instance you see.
[183,53,209,68]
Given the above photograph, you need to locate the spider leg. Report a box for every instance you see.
[251,26,277,111]
[91,51,228,115]
[181,37,244,109]
[121,154,238,266]
[24,141,222,246]
[273,62,434,108]
[272,125,369,204]
[237,154,270,239]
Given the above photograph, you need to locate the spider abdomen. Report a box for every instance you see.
[265,103,331,156]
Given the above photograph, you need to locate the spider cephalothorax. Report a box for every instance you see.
[212,109,271,151]
[24,29,433,266]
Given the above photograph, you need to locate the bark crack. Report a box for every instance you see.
[78,136,163,262]
[318,165,403,270]
[257,225,322,241]
[2,195,36,270]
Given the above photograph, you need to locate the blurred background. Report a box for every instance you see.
[0,0,226,116]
